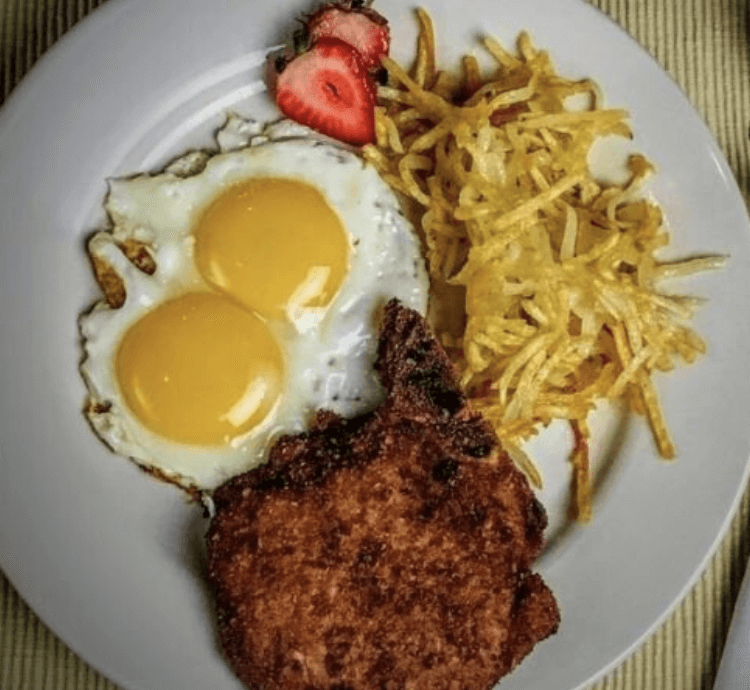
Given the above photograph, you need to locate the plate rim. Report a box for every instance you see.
[0,0,749,689]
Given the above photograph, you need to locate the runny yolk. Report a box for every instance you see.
[115,292,283,445]
[193,177,350,320]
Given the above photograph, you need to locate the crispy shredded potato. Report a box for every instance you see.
[363,9,725,521]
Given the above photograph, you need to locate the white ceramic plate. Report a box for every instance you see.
[0,1,749,689]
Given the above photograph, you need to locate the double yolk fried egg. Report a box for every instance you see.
[79,116,428,491]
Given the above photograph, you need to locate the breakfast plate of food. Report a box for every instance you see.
[0,0,749,689]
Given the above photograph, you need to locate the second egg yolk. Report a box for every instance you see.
[115,292,283,446]
[193,178,349,321]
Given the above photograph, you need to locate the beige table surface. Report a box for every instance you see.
[1,0,749,688]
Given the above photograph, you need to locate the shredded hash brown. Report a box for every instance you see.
[363,8,724,521]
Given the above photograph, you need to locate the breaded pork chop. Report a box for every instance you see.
[206,300,559,690]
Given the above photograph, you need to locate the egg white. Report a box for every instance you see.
[79,115,429,492]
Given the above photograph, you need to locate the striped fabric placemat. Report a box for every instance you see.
[1,1,749,688]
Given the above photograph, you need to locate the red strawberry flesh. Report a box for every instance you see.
[274,38,376,146]
[307,4,390,70]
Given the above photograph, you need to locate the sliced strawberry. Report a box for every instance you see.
[274,38,376,146]
[306,2,390,71]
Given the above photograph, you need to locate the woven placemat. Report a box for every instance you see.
[1,0,749,688]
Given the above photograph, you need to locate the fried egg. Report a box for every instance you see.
[79,115,428,492]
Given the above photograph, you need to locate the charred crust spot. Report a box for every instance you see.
[510,574,539,620]
[368,650,396,681]
[464,441,493,458]
[322,431,354,464]
[323,627,354,678]
[325,651,345,677]
[459,503,487,530]
[259,561,277,581]
[353,538,385,569]
[406,367,463,416]
[419,498,440,522]
[311,409,344,431]
[300,459,338,487]
[271,641,290,681]
[324,625,355,648]
[445,417,496,458]
[496,523,516,544]
[393,587,421,615]
[405,341,433,365]
[320,519,350,565]
[350,573,392,616]
[395,417,422,436]
[254,470,291,492]
[249,416,377,493]
[431,456,460,484]
[525,497,548,540]
[240,531,259,554]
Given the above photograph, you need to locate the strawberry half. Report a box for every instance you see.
[306,2,390,71]
[274,38,376,146]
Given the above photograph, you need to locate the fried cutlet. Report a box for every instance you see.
[206,300,559,690]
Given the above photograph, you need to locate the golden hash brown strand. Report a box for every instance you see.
[363,8,724,520]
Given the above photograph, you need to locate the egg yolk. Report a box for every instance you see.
[115,292,283,445]
[193,178,349,320]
